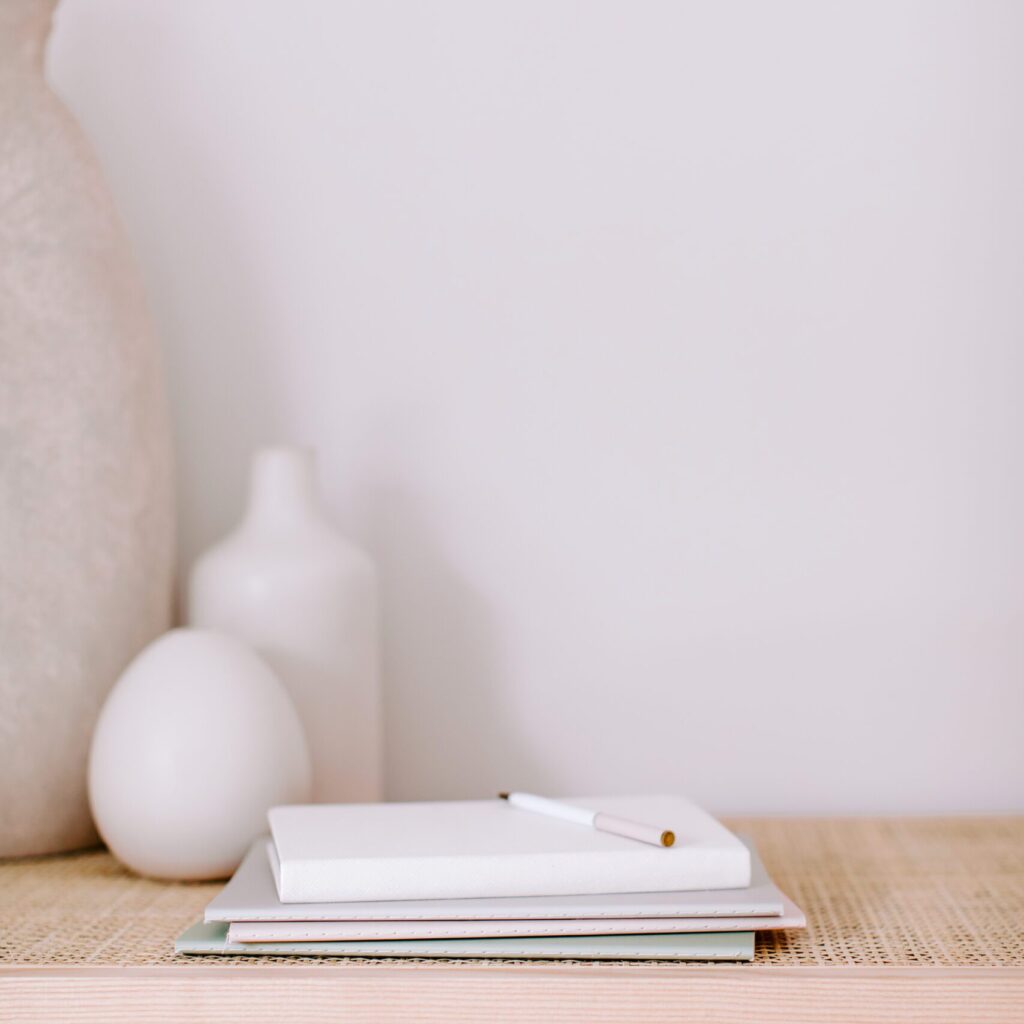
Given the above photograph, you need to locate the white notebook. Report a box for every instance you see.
[207,835,786,924]
[226,836,805,940]
[268,795,750,903]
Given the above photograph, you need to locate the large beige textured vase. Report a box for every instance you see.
[0,0,175,855]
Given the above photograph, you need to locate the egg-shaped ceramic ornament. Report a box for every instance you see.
[88,628,311,880]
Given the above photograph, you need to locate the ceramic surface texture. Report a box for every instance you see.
[0,0,175,856]
[88,629,311,880]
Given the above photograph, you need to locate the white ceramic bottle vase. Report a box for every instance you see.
[188,446,382,802]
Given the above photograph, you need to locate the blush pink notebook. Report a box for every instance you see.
[227,892,804,942]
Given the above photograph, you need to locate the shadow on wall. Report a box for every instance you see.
[149,125,290,618]
[51,5,542,796]
[363,484,546,802]
[48,2,289,611]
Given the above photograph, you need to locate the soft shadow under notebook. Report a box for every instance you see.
[207,835,787,925]
[177,921,755,961]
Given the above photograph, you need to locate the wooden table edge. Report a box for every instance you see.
[3,963,1024,977]
[5,961,1022,1023]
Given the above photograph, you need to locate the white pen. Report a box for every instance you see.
[498,792,675,848]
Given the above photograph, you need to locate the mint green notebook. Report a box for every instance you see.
[176,920,754,961]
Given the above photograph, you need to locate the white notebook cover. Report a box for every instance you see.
[178,921,755,961]
[207,835,789,928]
[267,795,750,903]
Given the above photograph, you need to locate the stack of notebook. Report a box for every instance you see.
[177,795,804,962]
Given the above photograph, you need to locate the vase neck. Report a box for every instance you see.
[0,0,55,72]
[242,446,324,533]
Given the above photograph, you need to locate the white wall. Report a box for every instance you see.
[49,0,1024,814]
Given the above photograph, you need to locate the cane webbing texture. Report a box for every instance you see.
[1,817,1021,969]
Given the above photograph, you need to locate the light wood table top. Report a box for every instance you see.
[2,816,1022,1022]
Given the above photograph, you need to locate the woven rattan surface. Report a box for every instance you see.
[1,817,1021,970]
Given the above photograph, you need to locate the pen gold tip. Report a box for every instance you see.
[661,830,675,847]
[498,792,510,800]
